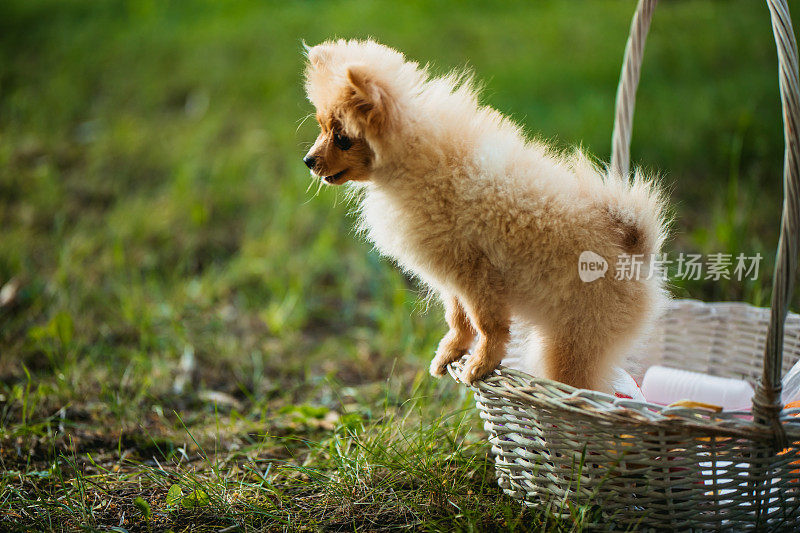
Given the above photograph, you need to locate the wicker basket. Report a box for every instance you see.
[448,1,800,530]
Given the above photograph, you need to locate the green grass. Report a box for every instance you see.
[0,0,797,530]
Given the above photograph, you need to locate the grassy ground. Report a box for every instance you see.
[1,0,797,530]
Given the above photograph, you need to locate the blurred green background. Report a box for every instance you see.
[1,0,797,529]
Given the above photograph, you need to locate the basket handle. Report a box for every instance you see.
[610,0,800,441]
[610,0,657,178]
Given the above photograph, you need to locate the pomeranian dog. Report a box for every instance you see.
[302,39,668,391]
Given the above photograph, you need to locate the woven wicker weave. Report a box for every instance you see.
[448,1,800,529]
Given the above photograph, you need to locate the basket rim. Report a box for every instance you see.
[449,299,800,441]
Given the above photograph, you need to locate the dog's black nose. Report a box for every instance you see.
[303,155,316,169]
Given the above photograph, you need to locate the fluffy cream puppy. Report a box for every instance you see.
[303,39,668,391]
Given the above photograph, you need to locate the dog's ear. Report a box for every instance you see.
[306,44,330,69]
[344,65,394,134]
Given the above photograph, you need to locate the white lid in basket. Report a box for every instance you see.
[641,365,754,411]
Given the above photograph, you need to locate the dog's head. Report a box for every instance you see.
[301,108,375,185]
[302,40,418,185]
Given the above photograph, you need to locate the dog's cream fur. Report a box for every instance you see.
[303,39,669,390]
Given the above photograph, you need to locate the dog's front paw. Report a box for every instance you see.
[429,357,447,378]
[460,353,500,385]
[429,348,466,378]
[430,332,471,378]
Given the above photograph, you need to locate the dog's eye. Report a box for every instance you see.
[333,132,353,151]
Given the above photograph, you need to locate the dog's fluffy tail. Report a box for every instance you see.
[569,151,670,259]
[606,167,670,259]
